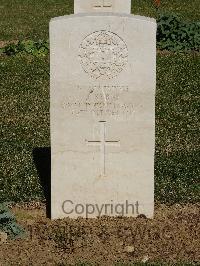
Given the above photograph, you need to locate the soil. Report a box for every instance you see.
[0,40,18,48]
[0,203,199,266]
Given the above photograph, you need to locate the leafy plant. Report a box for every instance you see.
[157,13,200,51]
[0,203,26,239]
[0,40,49,57]
[0,15,199,56]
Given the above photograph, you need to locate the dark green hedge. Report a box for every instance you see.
[157,13,200,51]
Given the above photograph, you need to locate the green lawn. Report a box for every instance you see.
[0,0,200,41]
[132,0,200,21]
[0,0,199,204]
[0,53,199,203]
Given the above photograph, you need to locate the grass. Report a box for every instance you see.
[132,0,200,21]
[0,0,73,41]
[0,0,199,205]
[0,55,50,202]
[155,53,200,203]
[0,53,199,204]
[0,0,200,41]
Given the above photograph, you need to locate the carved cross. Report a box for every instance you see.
[86,121,120,176]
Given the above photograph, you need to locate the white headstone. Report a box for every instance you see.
[50,1,156,219]
[74,0,131,14]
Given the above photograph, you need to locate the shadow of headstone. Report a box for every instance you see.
[33,147,51,218]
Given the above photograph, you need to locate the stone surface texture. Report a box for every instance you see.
[50,13,156,219]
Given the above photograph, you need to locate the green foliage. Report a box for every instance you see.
[155,53,200,204]
[155,151,200,204]
[0,203,26,239]
[157,13,200,51]
[1,14,199,55]
[0,0,74,40]
[1,0,200,41]
[132,0,200,22]
[0,40,49,57]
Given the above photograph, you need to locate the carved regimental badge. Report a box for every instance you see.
[78,31,128,80]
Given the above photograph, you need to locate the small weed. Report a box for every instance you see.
[0,40,49,57]
[0,203,26,239]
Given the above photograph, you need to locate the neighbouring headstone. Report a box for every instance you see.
[50,0,156,219]
[74,0,131,14]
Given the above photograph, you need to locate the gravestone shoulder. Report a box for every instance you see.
[50,13,156,24]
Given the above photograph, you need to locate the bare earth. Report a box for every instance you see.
[0,203,199,265]
[0,40,19,48]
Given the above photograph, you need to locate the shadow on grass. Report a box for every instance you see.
[33,147,51,218]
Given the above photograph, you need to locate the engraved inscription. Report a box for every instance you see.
[62,85,135,119]
[78,31,128,80]
[93,0,112,8]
